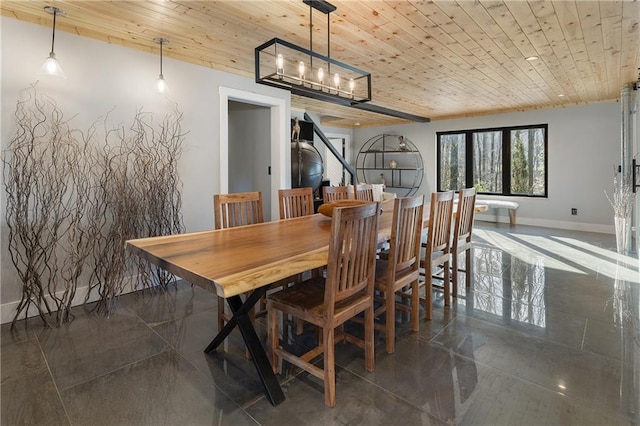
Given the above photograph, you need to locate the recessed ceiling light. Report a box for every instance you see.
[354,122,360,126]
[525,56,539,61]
[558,94,565,97]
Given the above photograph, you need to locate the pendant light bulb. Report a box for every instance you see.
[318,67,324,85]
[39,6,66,79]
[40,53,66,79]
[154,37,169,94]
[156,75,168,93]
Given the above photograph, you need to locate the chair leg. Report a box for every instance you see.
[385,288,395,354]
[452,250,459,299]
[465,248,472,288]
[424,258,433,320]
[217,296,225,331]
[323,326,336,408]
[410,279,419,332]
[444,257,451,306]
[268,305,279,374]
[365,304,375,372]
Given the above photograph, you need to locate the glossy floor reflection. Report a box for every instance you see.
[2,222,639,425]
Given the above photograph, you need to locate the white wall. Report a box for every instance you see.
[0,17,290,322]
[354,103,621,232]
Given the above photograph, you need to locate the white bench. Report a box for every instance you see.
[475,199,519,226]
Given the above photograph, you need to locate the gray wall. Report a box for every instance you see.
[0,17,290,322]
[354,102,621,232]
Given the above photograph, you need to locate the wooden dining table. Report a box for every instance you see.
[125,198,487,406]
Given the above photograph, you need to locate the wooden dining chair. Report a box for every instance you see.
[278,187,314,219]
[451,188,477,296]
[214,191,264,229]
[322,185,350,203]
[354,183,374,201]
[268,202,379,407]
[373,194,424,354]
[278,186,318,333]
[213,192,264,332]
[420,191,454,320]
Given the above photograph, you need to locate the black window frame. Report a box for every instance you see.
[436,124,548,197]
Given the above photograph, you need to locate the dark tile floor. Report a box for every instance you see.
[2,222,639,425]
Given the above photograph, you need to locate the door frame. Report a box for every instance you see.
[324,132,352,185]
[219,87,288,220]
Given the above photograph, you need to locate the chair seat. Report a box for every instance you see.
[374,260,419,292]
[269,277,372,326]
[421,250,450,268]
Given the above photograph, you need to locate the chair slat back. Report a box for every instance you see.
[278,187,314,219]
[214,192,264,229]
[426,191,454,253]
[453,188,476,243]
[389,195,425,274]
[354,184,374,202]
[324,202,379,317]
[323,186,350,203]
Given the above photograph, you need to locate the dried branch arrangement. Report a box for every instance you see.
[605,174,634,219]
[86,109,187,316]
[4,90,88,326]
[3,86,187,326]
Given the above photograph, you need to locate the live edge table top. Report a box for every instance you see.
[126,203,396,299]
[125,198,485,299]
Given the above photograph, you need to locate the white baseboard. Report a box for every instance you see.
[475,214,614,234]
[0,275,139,325]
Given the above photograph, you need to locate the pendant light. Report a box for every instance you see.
[39,6,66,79]
[154,37,169,93]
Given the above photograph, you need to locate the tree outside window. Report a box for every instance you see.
[438,133,465,191]
[511,128,545,196]
[437,124,547,197]
[473,131,502,193]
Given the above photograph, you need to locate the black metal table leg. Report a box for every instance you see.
[204,288,285,406]
[204,289,264,353]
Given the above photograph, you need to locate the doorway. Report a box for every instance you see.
[324,133,351,186]
[218,87,288,221]
[228,101,271,218]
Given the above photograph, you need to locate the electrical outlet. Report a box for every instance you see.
[571,208,577,215]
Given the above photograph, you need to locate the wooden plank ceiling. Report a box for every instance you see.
[2,1,638,128]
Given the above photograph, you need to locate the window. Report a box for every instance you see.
[437,124,547,197]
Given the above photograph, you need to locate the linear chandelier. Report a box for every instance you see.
[255,0,429,123]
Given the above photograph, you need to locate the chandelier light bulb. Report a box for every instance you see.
[318,67,324,85]
[276,54,284,75]
[298,61,305,80]
[334,73,340,89]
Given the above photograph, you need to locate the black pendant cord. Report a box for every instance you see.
[159,41,163,77]
[327,11,330,58]
[50,9,57,55]
[326,9,330,76]
[309,3,313,72]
